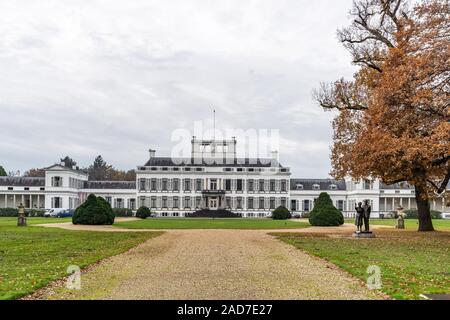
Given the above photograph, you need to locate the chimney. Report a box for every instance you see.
[271,151,279,161]
[149,149,156,159]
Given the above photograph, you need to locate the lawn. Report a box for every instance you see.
[0,217,162,300]
[274,229,450,300]
[115,218,309,229]
[344,218,450,231]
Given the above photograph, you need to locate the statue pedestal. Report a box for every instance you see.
[17,216,27,227]
[352,231,375,238]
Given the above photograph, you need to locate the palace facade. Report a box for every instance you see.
[1,138,449,218]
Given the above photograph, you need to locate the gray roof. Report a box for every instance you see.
[0,177,45,187]
[84,181,136,189]
[143,157,284,168]
[290,179,346,191]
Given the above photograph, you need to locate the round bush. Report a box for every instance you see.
[308,192,344,226]
[136,206,151,219]
[403,209,442,219]
[272,206,292,220]
[72,194,115,225]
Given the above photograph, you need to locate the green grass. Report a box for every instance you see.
[0,217,162,300]
[274,230,450,300]
[115,218,309,230]
[345,218,450,231]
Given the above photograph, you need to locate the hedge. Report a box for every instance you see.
[136,206,151,219]
[0,208,45,217]
[403,209,442,219]
[112,208,134,217]
[272,206,292,220]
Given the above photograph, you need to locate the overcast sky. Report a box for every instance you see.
[0,0,357,177]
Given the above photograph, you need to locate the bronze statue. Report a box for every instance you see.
[362,200,371,232]
[355,202,364,232]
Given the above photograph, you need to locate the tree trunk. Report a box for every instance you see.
[414,184,434,232]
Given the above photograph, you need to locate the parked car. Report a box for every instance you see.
[44,208,69,217]
[56,209,75,218]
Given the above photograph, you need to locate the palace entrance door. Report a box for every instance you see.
[208,197,218,210]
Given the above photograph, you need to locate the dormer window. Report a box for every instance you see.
[312,184,320,190]
[296,184,303,190]
[329,184,337,190]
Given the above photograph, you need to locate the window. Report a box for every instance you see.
[196,197,202,208]
[128,199,136,210]
[151,197,157,208]
[162,167,168,171]
[173,167,179,171]
[184,167,191,172]
[296,184,303,190]
[173,179,179,191]
[281,180,287,192]
[210,179,217,191]
[226,197,232,209]
[270,180,275,192]
[224,168,233,172]
[329,184,337,190]
[7,187,13,190]
[151,167,158,171]
[259,197,265,209]
[151,179,157,191]
[312,184,320,190]
[162,197,168,208]
[248,168,255,172]
[162,179,168,191]
[24,187,29,191]
[236,197,243,209]
[40,187,45,191]
[270,198,275,209]
[248,180,254,192]
[225,179,232,191]
[248,197,254,209]
[184,179,191,191]
[52,176,63,187]
[303,200,311,212]
[237,168,243,172]
[139,179,146,191]
[336,200,344,211]
[114,198,124,208]
[236,179,243,191]
[281,198,286,207]
[173,212,179,217]
[105,196,112,205]
[196,168,203,172]
[184,197,191,208]
[196,179,202,191]
[291,199,297,211]
[363,179,372,190]
[259,180,265,192]
[173,197,179,209]
[52,197,62,208]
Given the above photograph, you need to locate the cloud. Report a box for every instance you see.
[0,0,355,177]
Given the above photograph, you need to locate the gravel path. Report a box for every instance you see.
[32,228,382,300]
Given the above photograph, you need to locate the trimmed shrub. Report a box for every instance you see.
[272,206,292,220]
[136,206,151,219]
[72,194,115,225]
[403,209,442,219]
[112,208,133,217]
[309,192,344,226]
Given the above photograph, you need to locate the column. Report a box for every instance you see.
[13,194,16,207]
[392,198,395,211]
[21,194,24,206]
[408,198,411,210]
[384,198,387,212]
[30,194,33,208]
[4,194,7,208]
[400,197,403,208]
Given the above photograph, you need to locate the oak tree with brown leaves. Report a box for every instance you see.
[314,0,449,231]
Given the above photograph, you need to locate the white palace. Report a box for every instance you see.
[1,138,449,218]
